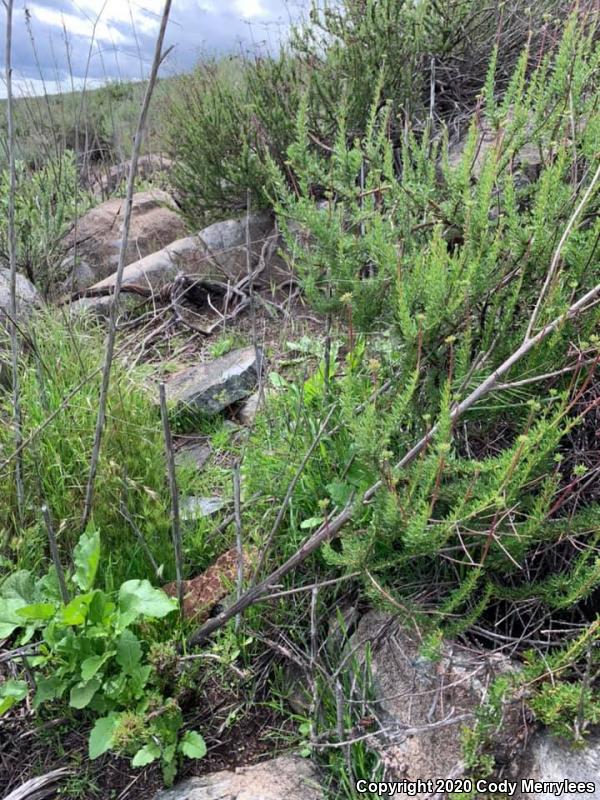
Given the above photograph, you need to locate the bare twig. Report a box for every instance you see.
[159,382,183,609]
[41,505,69,605]
[82,0,174,527]
[525,159,600,339]
[4,0,24,522]
[233,460,243,632]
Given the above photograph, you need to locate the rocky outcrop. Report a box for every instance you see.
[154,755,324,800]
[71,211,290,303]
[350,612,523,794]
[164,346,262,416]
[515,733,600,798]
[59,190,187,292]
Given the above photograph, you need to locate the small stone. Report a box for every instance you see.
[174,442,211,472]
[163,546,256,624]
[165,347,262,416]
[180,495,225,520]
[153,755,324,800]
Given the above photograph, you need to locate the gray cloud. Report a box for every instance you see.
[0,0,307,96]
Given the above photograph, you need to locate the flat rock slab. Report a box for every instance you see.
[180,495,225,520]
[154,755,324,800]
[175,442,211,472]
[350,611,520,792]
[515,734,600,797]
[165,347,262,416]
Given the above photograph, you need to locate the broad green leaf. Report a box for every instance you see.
[115,629,142,675]
[59,593,94,626]
[72,528,100,592]
[81,652,115,682]
[132,741,161,767]
[69,677,101,709]
[34,676,67,708]
[0,680,28,715]
[0,570,36,602]
[300,516,324,530]
[89,714,118,759]
[118,580,177,626]
[16,603,56,621]
[179,730,207,759]
[88,591,114,625]
[0,597,26,638]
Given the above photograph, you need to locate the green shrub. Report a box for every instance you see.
[0,152,91,295]
[167,0,582,226]
[261,12,600,654]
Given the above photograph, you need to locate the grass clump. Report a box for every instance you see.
[0,310,176,587]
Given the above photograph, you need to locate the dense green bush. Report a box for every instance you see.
[250,13,600,680]
[167,0,586,227]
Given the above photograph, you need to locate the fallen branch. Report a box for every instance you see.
[189,278,600,645]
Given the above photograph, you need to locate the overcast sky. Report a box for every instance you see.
[0,0,307,97]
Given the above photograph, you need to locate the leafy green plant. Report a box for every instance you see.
[0,527,206,784]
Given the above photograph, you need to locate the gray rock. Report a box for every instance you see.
[175,442,211,472]
[180,495,225,520]
[79,211,289,299]
[235,389,273,426]
[67,291,142,320]
[165,347,262,416]
[90,154,174,199]
[154,755,324,800]
[515,733,600,798]
[349,612,521,792]
[59,190,187,292]
[0,269,42,386]
[0,268,42,321]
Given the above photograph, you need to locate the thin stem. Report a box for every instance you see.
[41,505,70,605]
[82,0,174,527]
[4,0,25,522]
[159,382,184,609]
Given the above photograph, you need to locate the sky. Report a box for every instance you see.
[0,0,307,97]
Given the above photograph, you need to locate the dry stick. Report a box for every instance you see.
[41,505,70,605]
[189,278,600,645]
[4,0,24,522]
[159,382,184,609]
[81,0,174,529]
[233,461,243,632]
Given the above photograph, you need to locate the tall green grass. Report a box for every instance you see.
[0,310,176,588]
